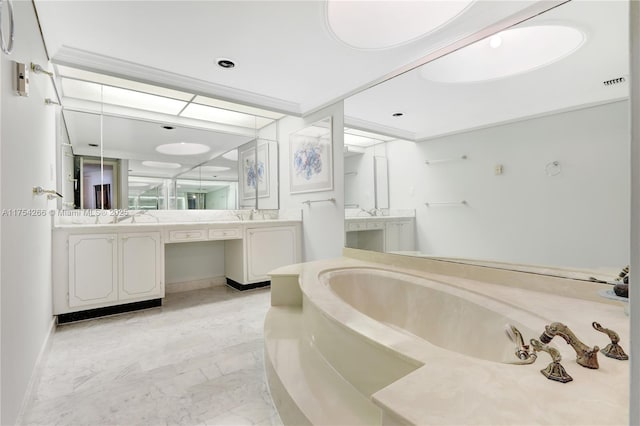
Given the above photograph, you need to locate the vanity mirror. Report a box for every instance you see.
[343,0,630,278]
[343,129,393,212]
[56,66,283,211]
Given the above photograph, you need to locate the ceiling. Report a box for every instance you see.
[35,0,559,116]
[344,0,629,141]
[38,0,629,166]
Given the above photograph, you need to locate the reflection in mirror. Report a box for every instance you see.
[76,156,120,209]
[343,129,392,214]
[174,148,240,210]
[374,156,389,210]
[56,65,284,212]
[128,177,165,210]
[257,139,279,210]
[343,0,629,278]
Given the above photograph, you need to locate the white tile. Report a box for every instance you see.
[22,287,279,426]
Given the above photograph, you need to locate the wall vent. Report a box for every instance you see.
[603,76,626,87]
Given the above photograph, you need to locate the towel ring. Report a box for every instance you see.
[0,0,15,55]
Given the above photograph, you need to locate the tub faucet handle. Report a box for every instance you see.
[530,338,573,383]
[592,322,628,360]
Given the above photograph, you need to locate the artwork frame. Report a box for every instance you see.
[240,144,269,200]
[289,117,333,194]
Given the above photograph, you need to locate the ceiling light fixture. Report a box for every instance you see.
[216,58,236,69]
[155,142,210,156]
[222,150,238,161]
[392,112,404,117]
[489,35,502,49]
[420,25,585,83]
[327,0,474,49]
[88,143,99,147]
[161,125,175,130]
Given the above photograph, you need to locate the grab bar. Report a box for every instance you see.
[425,201,467,207]
[425,155,467,165]
[303,198,336,206]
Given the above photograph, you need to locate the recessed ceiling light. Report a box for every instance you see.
[327,0,474,49]
[420,25,585,83]
[88,143,99,147]
[161,125,175,130]
[128,182,150,187]
[216,58,236,69]
[156,142,210,156]
[392,112,404,117]
[141,160,182,169]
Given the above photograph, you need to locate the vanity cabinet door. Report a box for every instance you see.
[385,220,415,253]
[246,226,299,281]
[68,233,118,308]
[119,232,163,301]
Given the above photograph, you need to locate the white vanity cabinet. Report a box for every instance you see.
[54,219,302,315]
[345,217,415,253]
[56,230,164,314]
[68,233,119,308]
[118,232,163,301]
[225,223,301,286]
[384,219,415,252]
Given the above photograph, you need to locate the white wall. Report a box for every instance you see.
[628,4,639,423]
[1,2,57,424]
[164,241,225,284]
[387,101,630,269]
[279,102,345,261]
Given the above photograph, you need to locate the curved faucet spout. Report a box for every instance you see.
[539,322,599,369]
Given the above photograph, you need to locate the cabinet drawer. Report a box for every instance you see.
[209,228,242,240]
[347,222,366,231]
[366,222,384,230]
[168,229,207,242]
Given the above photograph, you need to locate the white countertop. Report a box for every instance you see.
[53,218,302,231]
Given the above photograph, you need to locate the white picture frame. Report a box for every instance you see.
[289,117,333,194]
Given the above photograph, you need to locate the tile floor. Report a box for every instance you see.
[21,286,282,426]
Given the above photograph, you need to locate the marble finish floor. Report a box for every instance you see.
[22,287,282,426]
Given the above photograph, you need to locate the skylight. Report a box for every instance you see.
[420,25,585,83]
[327,0,474,49]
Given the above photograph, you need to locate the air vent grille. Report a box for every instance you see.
[603,77,626,87]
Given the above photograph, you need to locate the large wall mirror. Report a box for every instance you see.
[56,66,282,212]
[343,0,629,280]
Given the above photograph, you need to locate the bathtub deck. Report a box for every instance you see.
[264,306,381,426]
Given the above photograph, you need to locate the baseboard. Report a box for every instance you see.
[165,276,226,294]
[57,299,162,324]
[226,277,271,291]
[15,317,56,426]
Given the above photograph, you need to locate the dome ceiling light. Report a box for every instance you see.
[420,25,585,83]
[155,142,211,156]
[326,0,474,49]
[222,150,239,161]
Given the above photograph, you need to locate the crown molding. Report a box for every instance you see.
[52,46,303,116]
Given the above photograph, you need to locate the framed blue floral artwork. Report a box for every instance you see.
[240,144,269,200]
[289,117,333,194]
